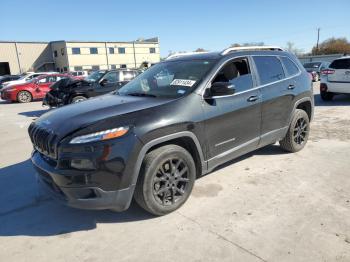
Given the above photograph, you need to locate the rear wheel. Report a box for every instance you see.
[71,95,87,103]
[279,109,310,153]
[17,91,32,103]
[320,90,334,101]
[134,145,196,216]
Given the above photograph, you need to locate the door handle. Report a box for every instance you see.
[288,84,295,90]
[247,95,259,102]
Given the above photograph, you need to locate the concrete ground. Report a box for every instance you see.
[0,83,350,262]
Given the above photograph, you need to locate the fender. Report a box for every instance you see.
[288,96,314,125]
[130,131,206,186]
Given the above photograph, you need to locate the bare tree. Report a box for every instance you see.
[285,42,304,56]
[311,37,350,55]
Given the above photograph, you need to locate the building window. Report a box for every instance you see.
[150,47,156,53]
[90,47,98,54]
[120,64,127,68]
[109,47,114,54]
[110,65,116,69]
[61,48,65,56]
[72,48,81,55]
[54,50,58,57]
[63,67,68,72]
[91,65,100,71]
[74,66,83,71]
[118,47,126,54]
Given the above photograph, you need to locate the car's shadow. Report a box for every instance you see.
[314,93,350,106]
[18,109,50,118]
[0,159,154,237]
[0,145,291,237]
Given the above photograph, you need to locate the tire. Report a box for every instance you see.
[134,144,196,216]
[320,91,334,101]
[71,95,87,103]
[279,109,310,153]
[17,91,32,103]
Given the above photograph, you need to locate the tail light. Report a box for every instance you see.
[321,69,335,75]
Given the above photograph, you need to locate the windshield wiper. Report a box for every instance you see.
[127,92,157,98]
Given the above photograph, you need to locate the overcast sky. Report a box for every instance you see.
[1,0,349,57]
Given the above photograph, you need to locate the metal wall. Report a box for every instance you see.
[298,54,344,64]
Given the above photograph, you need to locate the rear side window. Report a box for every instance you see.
[329,59,350,69]
[281,56,300,76]
[253,56,285,85]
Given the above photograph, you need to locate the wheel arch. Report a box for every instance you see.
[17,89,33,102]
[131,132,206,186]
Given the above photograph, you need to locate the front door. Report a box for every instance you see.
[203,57,262,169]
[95,71,121,96]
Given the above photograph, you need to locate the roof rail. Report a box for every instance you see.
[221,46,284,55]
[166,51,209,60]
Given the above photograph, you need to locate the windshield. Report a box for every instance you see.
[303,62,321,68]
[117,60,215,98]
[85,70,106,82]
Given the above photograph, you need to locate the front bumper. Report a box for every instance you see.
[32,150,135,211]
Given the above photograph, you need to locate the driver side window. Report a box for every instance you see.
[212,57,254,93]
[103,72,119,83]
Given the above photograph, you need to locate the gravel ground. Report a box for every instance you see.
[0,83,350,262]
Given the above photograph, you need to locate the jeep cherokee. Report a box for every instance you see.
[29,46,314,216]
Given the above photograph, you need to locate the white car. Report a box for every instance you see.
[2,72,58,87]
[320,56,350,101]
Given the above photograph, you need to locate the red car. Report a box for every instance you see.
[1,74,68,103]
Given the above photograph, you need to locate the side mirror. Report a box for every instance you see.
[205,82,235,98]
[100,78,108,86]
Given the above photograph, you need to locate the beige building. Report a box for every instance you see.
[0,38,160,75]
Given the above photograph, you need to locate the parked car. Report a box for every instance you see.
[303,61,330,82]
[2,71,58,88]
[43,69,140,107]
[0,75,21,90]
[69,71,88,79]
[320,56,350,101]
[1,74,68,103]
[29,46,313,215]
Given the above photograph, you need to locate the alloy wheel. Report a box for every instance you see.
[293,117,308,145]
[152,158,190,206]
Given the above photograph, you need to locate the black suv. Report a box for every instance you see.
[29,46,313,215]
[43,69,140,107]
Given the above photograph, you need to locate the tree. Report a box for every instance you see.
[230,42,264,47]
[285,41,304,56]
[311,37,350,55]
[193,48,207,52]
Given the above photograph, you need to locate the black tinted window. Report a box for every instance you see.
[90,48,98,54]
[281,57,299,76]
[72,48,80,55]
[329,59,350,69]
[253,56,285,85]
[103,72,119,82]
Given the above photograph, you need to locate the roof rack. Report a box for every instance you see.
[166,51,209,60]
[221,46,284,55]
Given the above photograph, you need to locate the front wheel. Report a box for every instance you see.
[134,145,196,216]
[279,109,310,153]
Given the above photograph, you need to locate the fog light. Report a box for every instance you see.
[71,159,95,170]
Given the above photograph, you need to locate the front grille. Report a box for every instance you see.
[28,122,58,159]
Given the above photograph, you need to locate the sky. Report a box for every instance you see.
[1,0,349,57]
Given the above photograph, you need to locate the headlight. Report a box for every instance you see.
[70,127,129,144]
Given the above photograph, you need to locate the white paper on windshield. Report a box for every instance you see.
[170,79,196,87]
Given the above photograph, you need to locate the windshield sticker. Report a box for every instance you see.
[170,79,196,87]
[177,89,186,94]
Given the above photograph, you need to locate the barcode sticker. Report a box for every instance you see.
[170,79,196,87]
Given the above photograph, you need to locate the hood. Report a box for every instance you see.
[35,94,173,138]
[3,79,26,87]
[50,77,91,91]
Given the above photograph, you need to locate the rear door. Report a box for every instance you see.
[252,55,296,144]
[35,76,54,98]
[328,58,350,93]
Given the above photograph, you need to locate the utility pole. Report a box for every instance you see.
[316,28,320,55]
